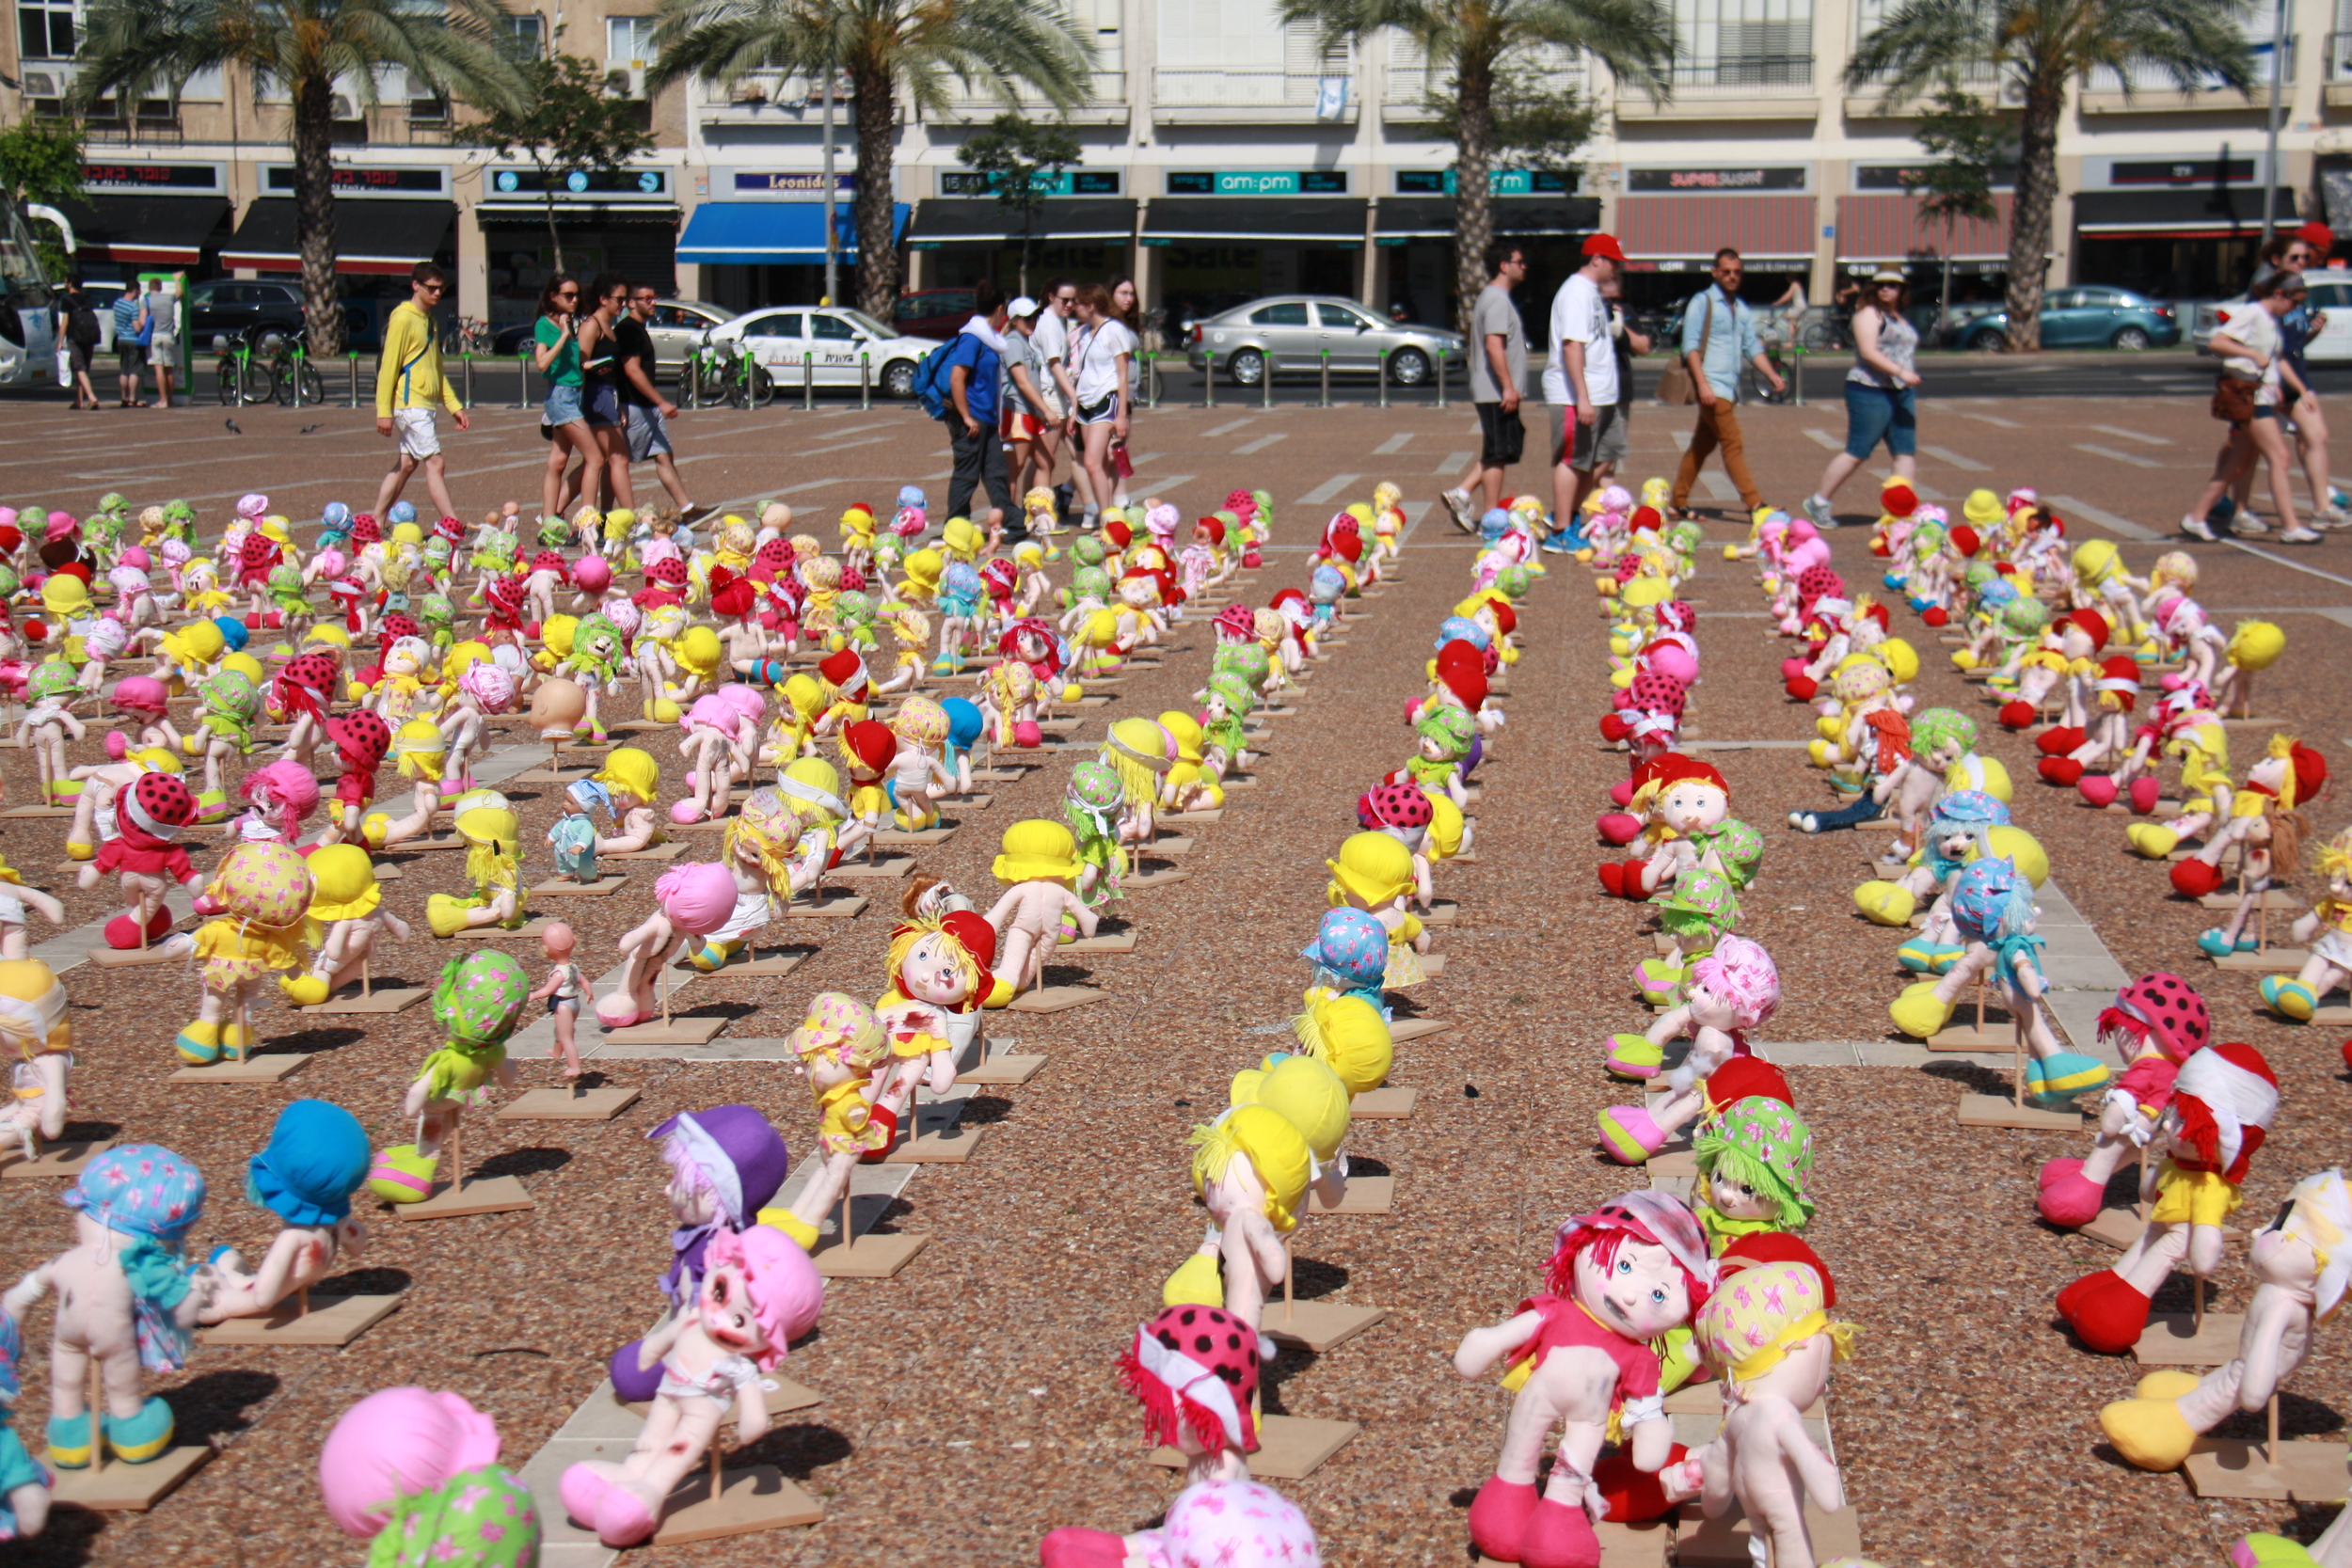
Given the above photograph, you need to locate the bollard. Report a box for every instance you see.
[516,350,531,409]
[348,353,359,408]
[1377,349,1390,409]
[463,352,473,409]
[1435,348,1447,409]
[1319,350,1330,407]
[1142,352,1157,410]
[1790,342,1804,407]
[802,351,814,411]
[1203,352,1216,409]
[860,352,870,411]
[1261,353,1273,410]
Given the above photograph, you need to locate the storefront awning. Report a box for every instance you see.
[1620,193,1814,262]
[2074,187,2298,237]
[1375,197,1602,238]
[676,200,907,263]
[220,198,456,274]
[1836,192,2015,262]
[1142,198,1367,245]
[56,195,230,266]
[908,198,1134,244]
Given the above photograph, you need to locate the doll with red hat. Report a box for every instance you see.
[1598,756,1750,901]
[1998,607,2108,732]
[78,770,203,952]
[2036,654,2142,786]
[2038,973,2212,1227]
[2058,1041,2278,1354]
[810,648,870,739]
[1359,781,1439,908]
[871,911,998,1132]
[1597,740,1685,847]
[521,548,570,629]
[832,719,896,863]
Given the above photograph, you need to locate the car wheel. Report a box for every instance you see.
[1391,346,1430,386]
[2111,325,2151,351]
[880,358,917,399]
[1968,327,2007,353]
[249,325,291,356]
[1228,348,1264,387]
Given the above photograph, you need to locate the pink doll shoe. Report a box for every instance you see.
[1779,655,1807,680]
[1605,1033,1663,1079]
[592,1481,662,1547]
[1520,1495,1603,1568]
[2038,1155,2082,1191]
[669,799,707,825]
[1013,720,1043,748]
[2129,775,2162,815]
[1596,812,1642,847]
[2076,774,2120,807]
[1596,1104,1669,1164]
[1040,1528,1133,1568]
[1607,780,1635,807]
[2037,1163,2106,1228]
[558,1464,610,1530]
[1467,1476,1542,1563]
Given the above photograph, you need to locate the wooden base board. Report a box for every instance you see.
[1008,985,1107,1014]
[811,1229,929,1279]
[2135,1311,2246,1366]
[1648,1148,1700,1178]
[2211,948,2310,972]
[304,985,428,1015]
[2201,890,2301,911]
[1956,1093,2083,1130]
[1149,835,1195,856]
[0,1138,112,1180]
[1061,930,1136,954]
[2305,1006,2352,1024]
[1484,1520,1671,1568]
[832,855,914,879]
[87,943,190,969]
[2184,1438,2351,1501]
[46,1444,212,1512]
[933,792,994,812]
[507,766,594,784]
[1388,1017,1451,1043]
[605,842,688,862]
[883,1119,988,1164]
[385,835,468,851]
[601,1016,727,1048]
[196,1292,403,1347]
[1162,808,1224,826]
[1349,1086,1416,1119]
[650,1465,824,1544]
[1151,1415,1359,1481]
[530,873,629,897]
[960,1052,1047,1086]
[625,1376,822,1420]
[1310,1175,1394,1215]
[1674,1497,1861,1566]
[498,1085,641,1121]
[787,891,868,918]
[450,918,554,942]
[1928,1024,2016,1050]
[1420,953,1450,977]
[969,767,1039,783]
[675,947,811,978]
[1122,866,1191,890]
[1423,900,1459,927]
[2081,1204,2149,1250]
[0,805,76,818]
[170,1053,308,1085]
[392,1175,535,1220]
[1263,1298,1388,1353]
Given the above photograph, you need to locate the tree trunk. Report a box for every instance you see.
[851,64,899,318]
[294,76,344,356]
[2003,75,2062,353]
[1451,52,1497,337]
[544,174,566,276]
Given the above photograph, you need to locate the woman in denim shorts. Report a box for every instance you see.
[1801,269,1922,529]
[533,274,598,523]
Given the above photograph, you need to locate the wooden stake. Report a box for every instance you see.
[836,1187,851,1249]
[708,1441,722,1503]
[2193,1274,2204,1334]
[361,958,373,999]
[88,1359,104,1477]
[1282,1236,1295,1322]
[2011,974,2026,1111]
[2268,1391,2280,1466]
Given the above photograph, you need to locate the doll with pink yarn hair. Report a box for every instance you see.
[597,862,738,1028]
[318,1386,538,1558]
[226,759,319,847]
[439,658,516,795]
[1597,935,1781,1163]
[103,674,180,759]
[560,1223,822,1546]
[672,693,749,826]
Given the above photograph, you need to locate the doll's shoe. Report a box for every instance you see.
[687,938,743,974]
[45,1409,94,1468]
[2076,774,2121,807]
[1924,606,1949,627]
[2169,860,2225,900]
[1889,981,1955,1039]
[1608,780,1635,808]
[2099,1395,2200,1471]
[1597,1105,1669,1164]
[1468,1476,1542,1563]
[1605,1033,1663,1079]
[2039,756,2086,786]
[2127,775,2162,815]
[103,1395,175,1463]
[2195,927,2240,958]
[1635,959,1682,1003]
[1591,1444,1693,1524]
[1784,676,1819,701]
[558,1463,612,1531]
[2038,1155,2084,1192]
[2026,1052,2111,1106]
[279,973,332,1007]
[2234,1535,2326,1568]
[2136,1370,2202,1401]
[2262,976,2319,1022]
[1997,700,2035,731]
[1896,937,1963,974]
[1161,1251,1224,1309]
[1596,812,1642,847]
[65,838,94,861]
[2126,825,2181,860]
[1596,860,1631,898]
[2038,1168,2106,1228]
[2057,1267,2153,1354]
[1041,1527,1137,1568]
[592,1481,662,1547]
[1779,656,1808,680]
[1854,881,1917,927]
[366,1143,439,1203]
[1520,1496,1603,1568]
[174,1020,223,1066]
[2037,725,2087,756]
[1950,648,1979,671]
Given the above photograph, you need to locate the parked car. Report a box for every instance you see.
[2190,277,2352,363]
[638,299,732,375]
[1184,295,1466,387]
[1942,286,2181,350]
[186,279,306,350]
[893,288,978,342]
[705,305,945,399]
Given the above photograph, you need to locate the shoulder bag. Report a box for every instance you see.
[1656,291,1714,406]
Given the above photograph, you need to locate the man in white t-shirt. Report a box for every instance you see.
[1545,231,1625,523]
[1018,277,1077,505]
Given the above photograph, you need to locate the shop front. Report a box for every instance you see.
[474,166,681,333]
[62,161,233,274]
[1837,178,2016,313]
[1374,181,1600,329]
[2073,159,2297,298]
[219,169,456,346]
[1140,172,1369,325]
[902,189,1133,296]
[1617,166,1815,312]
[679,175,908,313]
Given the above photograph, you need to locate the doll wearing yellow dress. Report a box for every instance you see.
[181,842,313,1065]
[1327,832,1427,989]
[426,802,527,937]
[2125,713,2234,860]
[776,757,850,898]
[758,992,893,1252]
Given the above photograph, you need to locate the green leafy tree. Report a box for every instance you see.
[1416,60,1598,191]
[462,51,660,276]
[0,120,87,278]
[73,0,522,356]
[1850,0,2253,349]
[956,111,1083,293]
[1280,0,1674,330]
[1899,80,2012,332]
[649,0,1095,318]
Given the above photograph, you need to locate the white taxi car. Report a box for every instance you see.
[704,305,945,399]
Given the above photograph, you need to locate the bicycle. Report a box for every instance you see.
[440,316,490,356]
[213,337,267,404]
[723,345,774,410]
[681,339,729,409]
[262,330,326,407]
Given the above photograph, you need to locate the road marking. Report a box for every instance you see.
[1917,444,1988,471]
[1234,433,1288,455]
[1697,472,1739,501]
[2090,424,2169,446]
[1128,473,1194,495]
[1953,411,2022,428]
[2225,540,2352,590]
[1374,433,1413,453]
[2072,442,2164,469]
[2046,494,2161,541]
[1803,428,1842,451]
[1203,418,1255,437]
[1434,450,1471,475]
[1297,472,1361,504]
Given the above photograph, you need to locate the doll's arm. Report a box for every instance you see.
[1063,889,1099,936]
[635,1307,688,1370]
[733,1376,772,1446]
[1627,1410,1676,1472]
[526,971,559,1001]
[1234,1207,1287,1291]
[1695,1435,1737,1517]
[16,886,63,925]
[381,909,413,940]
[59,711,85,740]
[979,887,1023,931]
[1454,1309,1544,1378]
[2292,909,2323,943]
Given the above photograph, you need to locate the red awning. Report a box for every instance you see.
[1836,191,2014,261]
[1619,194,1814,262]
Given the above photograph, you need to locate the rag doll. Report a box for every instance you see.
[15,662,83,805]
[363,718,451,850]
[280,845,411,1007]
[365,951,534,1203]
[983,820,1100,993]
[80,770,202,954]
[765,994,892,1253]
[197,1099,371,1322]
[1599,934,1782,1161]
[595,862,737,1030]
[2038,974,2213,1227]
[422,801,526,937]
[2265,828,2352,1022]
[178,841,313,1066]
[318,1388,536,1563]
[1326,831,1428,990]
[0,959,73,1162]
[589,747,666,854]
[0,1273,47,1541]
[872,912,997,1117]
[1159,1103,1312,1335]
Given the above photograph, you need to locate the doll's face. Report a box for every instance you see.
[1570,1239,1692,1341]
[900,933,973,1006]
[1659,784,1727,833]
[696,1260,771,1359]
[1934,827,1974,861]
[1684,975,1739,1031]
[1706,1168,1777,1222]
[1419,736,1446,762]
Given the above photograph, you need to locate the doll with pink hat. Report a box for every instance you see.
[227,756,320,847]
[597,861,739,1028]
[438,658,516,794]
[672,693,747,827]
[1598,931,1781,1134]
[319,1386,536,1562]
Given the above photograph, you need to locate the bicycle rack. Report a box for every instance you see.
[347,354,360,408]
[1261,352,1273,410]
[1320,351,1330,407]
[1377,349,1390,408]
[1435,349,1448,409]
[462,353,473,408]
[515,351,532,409]
[1202,351,1216,409]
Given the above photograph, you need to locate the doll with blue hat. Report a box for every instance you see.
[0,1270,49,1540]
[1301,908,1391,1016]
[198,1099,371,1323]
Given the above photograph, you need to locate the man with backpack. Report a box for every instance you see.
[57,280,100,410]
[373,261,469,520]
[922,278,1015,535]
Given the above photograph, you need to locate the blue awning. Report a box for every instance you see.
[676,200,909,263]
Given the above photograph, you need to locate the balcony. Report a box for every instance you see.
[1842,59,2003,118]
[80,101,185,147]
[941,71,1129,123]
[2080,40,2293,112]
[1149,67,1359,123]
[2328,33,2352,103]
[695,72,829,125]
[1617,58,1820,120]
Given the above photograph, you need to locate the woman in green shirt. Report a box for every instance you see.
[533,273,598,525]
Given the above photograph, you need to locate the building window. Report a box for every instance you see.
[608,16,658,70]
[1672,0,1812,87]
[499,13,545,61]
[18,0,75,61]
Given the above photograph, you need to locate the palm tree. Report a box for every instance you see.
[73,0,521,356]
[649,0,1095,318]
[1279,0,1676,331]
[1850,0,2253,349]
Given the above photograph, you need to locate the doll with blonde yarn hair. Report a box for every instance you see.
[1161,1102,1312,1335]
[684,787,794,973]
[0,959,74,1160]
[873,608,932,695]
[1102,717,1172,847]
[885,695,958,831]
[361,718,450,850]
[872,911,998,1120]
[2181,734,2325,952]
[2262,827,2352,1022]
[280,845,410,1007]
[1327,832,1427,989]
[178,841,312,1067]
[765,992,894,1253]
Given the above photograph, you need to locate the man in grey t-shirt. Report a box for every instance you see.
[1442,241,1530,531]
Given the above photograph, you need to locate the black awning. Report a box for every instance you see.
[2074,186,2298,236]
[1375,196,1602,238]
[907,197,1136,243]
[1142,198,1368,244]
[56,195,230,265]
[221,198,457,275]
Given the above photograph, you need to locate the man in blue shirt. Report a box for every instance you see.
[1669,247,1786,519]
[111,284,149,407]
[941,278,1015,533]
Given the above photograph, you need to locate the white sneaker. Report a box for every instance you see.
[1442,487,1475,531]
[2280,524,2324,545]
[2316,503,2352,528]
[2182,513,2218,542]
[1804,494,1836,531]
[2234,512,2271,536]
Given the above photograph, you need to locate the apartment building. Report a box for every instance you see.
[10,0,2344,332]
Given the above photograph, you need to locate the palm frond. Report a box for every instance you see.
[1849,0,2256,101]
[651,0,1092,109]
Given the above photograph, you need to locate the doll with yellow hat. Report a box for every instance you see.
[1102,717,1173,848]
[761,992,893,1253]
[1153,710,1217,814]
[755,674,823,775]
[179,841,312,1066]
[1328,831,1428,989]
[775,758,850,897]
[581,745,664,855]
[425,800,527,938]
[0,958,73,1157]
[362,718,452,852]
[1161,1101,1312,1332]
[281,845,411,1007]
[982,820,1100,994]
[1292,989,1394,1099]
[837,502,876,574]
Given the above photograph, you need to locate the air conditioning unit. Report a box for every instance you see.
[1999,76,2026,105]
[21,71,57,99]
[628,66,646,97]
[331,93,358,119]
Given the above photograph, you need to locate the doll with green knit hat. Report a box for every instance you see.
[367,950,532,1203]
[1692,1096,1817,1252]
[1200,671,1257,783]
[1401,704,1475,809]
[1062,760,1128,909]
[1639,866,1740,1005]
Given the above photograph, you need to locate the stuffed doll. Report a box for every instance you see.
[437,659,515,795]
[365,951,533,1203]
[1327,832,1427,990]
[523,923,587,1081]
[103,673,180,759]
[1851,786,2008,942]
[1689,1096,1817,1258]
[423,800,526,938]
[1640,867,1743,1005]
[1299,910,1391,1019]
[560,1224,823,1547]
[873,911,997,1118]
[2182,735,2328,951]
[2265,828,2352,1021]
[1063,761,1128,909]
[2058,1042,2279,1354]
[0,857,61,964]
[832,718,897,861]
[885,695,958,832]
[1160,1103,1312,1334]
[2039,973,2213,1227]
[597,862,738,1029]
[759,995,898,1257]
[197,1099,370,1323]
[14,661,83,805]
[318,710,392,847]
[1687,1260,1855,1568]
[280,846,410,1007]
[1454,1191,1716,1568]
[588,747,665,855]
[1601,932,1782,1148]
[72,766,188,958]
[983,821,1100,993]
[361,717,451,850]
[609,1104,791,1402]
[0,1273,47,1541]
[227,756,320,851]
[21,1144,210,1468]
[1357,784,1438,908]
[0,960,71,1164]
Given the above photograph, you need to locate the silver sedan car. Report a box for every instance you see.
[1184,295,1465,388]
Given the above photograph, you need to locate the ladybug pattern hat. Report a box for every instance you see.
[1118,1305,1261,1455]
[2101,972,2211,1065]
[329,711,392,772]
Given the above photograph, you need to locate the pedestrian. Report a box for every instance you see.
[616,282,700,519]
[373,262,470,523]
[111,282,147,408]
[1546,231,1626,522]
[1105,275,1141,508]
[939,278,1014,535]
[1443,240,1530,531]
[1668,247,1787,521]
[1019,277,1077,504]
[1801,269,1922,529]
[1000,294,1057,531]
[576,271,634,514]
[57,279,99,411]
[2234,222,2345,529]
[1595,275,1652,506]
[1069,281,1136,528]
[532,274,599,524]
[2185,269,2319,544]
[144,277,179,409]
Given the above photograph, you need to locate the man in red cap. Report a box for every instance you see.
[1668,247,1787,522]
[1547,232,1629,524]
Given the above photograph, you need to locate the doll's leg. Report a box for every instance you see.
[925,1045,958,1096]
[553,1002,581,1078]
[2115,1219,2192,1295]
[994,927,1039,994]
[2187,1220,2229,1279]
[1648,1086,1705,1140]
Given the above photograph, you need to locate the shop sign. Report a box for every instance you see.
[490,166,668,198]
[264,165,447,197]
[83,162,221,193]
[1625,166,1806,193]
[1166,170,1348,197]
[2110,158,2254,186]
[1394,169,1572,195]
[735,171,856,194]
[940,170,1120,197]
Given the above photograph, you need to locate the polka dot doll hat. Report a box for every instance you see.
[1119,1304,1261,1456]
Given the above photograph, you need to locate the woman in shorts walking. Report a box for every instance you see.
[1803,269,1921,529]
[532,274,598,523]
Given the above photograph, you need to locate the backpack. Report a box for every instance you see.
[910,339,958,420]
[67,303,99,348]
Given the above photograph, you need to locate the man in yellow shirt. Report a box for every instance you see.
[373,261,470,520]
